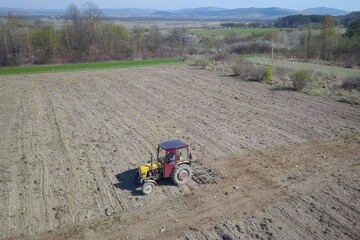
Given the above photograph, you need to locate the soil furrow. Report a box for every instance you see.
[0,65,359,239]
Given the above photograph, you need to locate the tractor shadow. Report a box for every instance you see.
[113,168,142,196]
[113,168,176,196]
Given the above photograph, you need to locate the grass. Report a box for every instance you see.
[245,56,360,78]
[0,58,181,76]
[242,56,360,105]
[189,28,273,38]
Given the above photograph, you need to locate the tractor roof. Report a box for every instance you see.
[159,139,188,150]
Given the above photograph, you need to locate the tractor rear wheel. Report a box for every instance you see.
[141,182,155,195]
[172,164,192,185]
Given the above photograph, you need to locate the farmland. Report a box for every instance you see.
[0,64,360,239]
[189,27,272,38]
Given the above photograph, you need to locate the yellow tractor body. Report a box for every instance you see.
[138,162,163,179]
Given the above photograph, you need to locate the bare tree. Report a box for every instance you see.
[83,2,102,55]
[63,3,81,53]
[62,2,102,56]
[0,14,23,66]
[83,2,102,24]
[320,16,336,61]
[133,26,147,57]
[145,25,163,51]
[167,27,194,48]
[265,29,279,59]
[300,28,312,58]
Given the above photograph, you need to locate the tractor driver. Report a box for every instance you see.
[166,152,176,164]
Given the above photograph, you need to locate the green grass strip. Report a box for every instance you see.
[189,28,273,38]
[0,58,181,76]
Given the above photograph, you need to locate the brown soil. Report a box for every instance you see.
[0,65,359,240]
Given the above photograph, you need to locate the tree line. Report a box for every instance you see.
[224,15,360,66]
[274,14,325,28]
[0,2,195,67]
[294,16,360,65]
[1,4,359,68]
[275,11,360,28]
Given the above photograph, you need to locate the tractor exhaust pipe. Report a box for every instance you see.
[150,153,153,170]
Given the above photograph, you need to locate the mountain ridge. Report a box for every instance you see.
[0,6,350,19]
[301,7,349,16]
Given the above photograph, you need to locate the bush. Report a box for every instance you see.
[290,70,312,91]
[211,51,229,61]
[341,75,360,90]
[185,55,210,68]
[265,65,272,82]
[273,66,290,82]
[224,33,239,44]
[231,64,243,76]
[232,61,266,81]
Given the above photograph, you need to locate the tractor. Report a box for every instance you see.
[135,139,193,195]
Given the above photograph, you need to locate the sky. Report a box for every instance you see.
[0,0,359,11]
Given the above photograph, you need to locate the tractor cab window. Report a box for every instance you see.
[158,147,166,163]
[177,148,187,162]
[166,152,176,164]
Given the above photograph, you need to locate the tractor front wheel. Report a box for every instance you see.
[141,182,155,195]
[172,164,193,185]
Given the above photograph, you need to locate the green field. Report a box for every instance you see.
[246,56,360,78]
[189,28,273,38]
[0,58,180,76]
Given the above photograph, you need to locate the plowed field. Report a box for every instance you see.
[0,65,359,239]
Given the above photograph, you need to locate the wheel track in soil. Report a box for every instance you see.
[41,74,195,220]
[42,80,86,227]
[20,133,360,240]
[1,81,22,237]
[43,79,122,217]
[0,64,359,239]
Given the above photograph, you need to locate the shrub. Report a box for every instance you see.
[232,61,266,81]
[249,66,266,82]
[290,70,312,91]
[231,64,242,76]
[194,56,210,68]
[341,75,360,91]
[224,32,239,44]
[265,65,272,82]
[273,66,290,82]
[179,55,188,62]
[211,51,229,61]
[185,55,210,68]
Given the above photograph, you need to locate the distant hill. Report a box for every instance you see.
[275,11,358,28]
[301,7,349,16]
[0,7,64,16]
[102,8,156,17]
[152,7,298,19]
[173,7,227,13]
[0,6,351,20]
[152,7,226,18]
[337,11,360,26]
